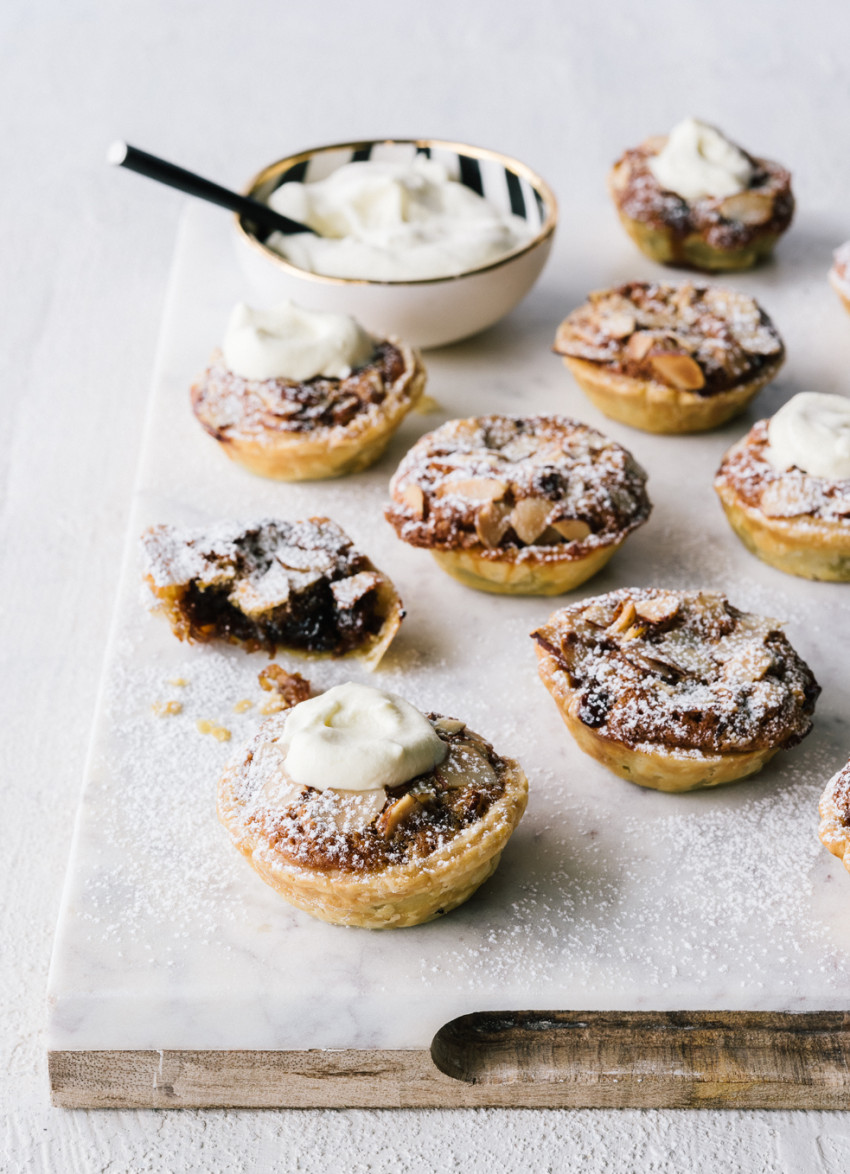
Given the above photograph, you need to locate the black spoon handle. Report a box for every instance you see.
[107,141,316,236]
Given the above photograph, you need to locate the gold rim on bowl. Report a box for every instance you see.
[236,137,559,288]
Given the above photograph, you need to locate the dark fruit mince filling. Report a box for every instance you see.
[178,575,382,655]
[141,518,395,657]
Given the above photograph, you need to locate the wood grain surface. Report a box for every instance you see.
[50,1010,850,1109]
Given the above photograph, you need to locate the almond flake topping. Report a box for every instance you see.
[387,414,651,557]
[532,587,819,756]
[555,282,783,396]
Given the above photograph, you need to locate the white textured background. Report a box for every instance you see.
[4,1,850,1169]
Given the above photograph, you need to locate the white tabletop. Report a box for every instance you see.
[5,0,850,1168]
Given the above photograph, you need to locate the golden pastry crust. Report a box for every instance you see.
[385,415,651,595]
[554,282,784,434]
[141,517,403,668]
[191,338,426,481]
[531,588,819,792]
[217,712,529,928]
[819,761,850,875]
[715,420,850,581]
[829,243,850,316]
[608,136,794,271]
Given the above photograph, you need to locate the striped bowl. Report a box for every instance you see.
[234,138,557,349]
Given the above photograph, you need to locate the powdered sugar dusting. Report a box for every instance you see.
[424,747,848,1001]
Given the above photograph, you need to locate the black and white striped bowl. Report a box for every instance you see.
[234,138,557,348]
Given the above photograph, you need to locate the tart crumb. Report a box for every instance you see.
[152,700,182,717]
[168,677,189,687]
[197,718,231,741]
[233,699,254,714]
[258,664,312,712]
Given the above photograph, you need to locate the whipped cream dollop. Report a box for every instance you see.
[766,392,850,479]
[264,158,534,282]
[280,683,448,792]
[648,118,754,201]
[222,301,374,382]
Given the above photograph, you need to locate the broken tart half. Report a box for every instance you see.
[554,281,784,434]
[385,414,651,595]
[532,588,819,792]
[819,760,850,878]
[141,517,403,668]
[217,682,529,928]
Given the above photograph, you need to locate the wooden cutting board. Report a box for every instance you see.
[50,1011,850,1109]
[48,205,850,1109]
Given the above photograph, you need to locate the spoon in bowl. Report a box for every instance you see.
[107,141,317,236]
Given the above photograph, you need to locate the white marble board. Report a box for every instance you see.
[47,203,850,1054]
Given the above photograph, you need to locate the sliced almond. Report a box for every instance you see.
[258,755,305,811]
[536,526,569,546]
[331,571,382,609]
[608,600,637,634]
[601,311,636,340]
[376,792,419,837]
[649,351,706,391]
[475,500,513,548]
[609,162,630,193]
[759,480,813,518]
[627,651,687,682]
[434,717,466,735]
[327,788,388,834]
[554,335,614,362]
[229,565,291,616]
[400,483,425,518]
[625,331,656,362]
[635,594,681,624]
[437,477,508,503]
[735,325,783,357]
[510,497,554,544]
[435,744,497,789]
[551,518,592,542]
[719,190,774,226]
[583,600,620,628]
[722,645,774,683]
[622,623,648,641]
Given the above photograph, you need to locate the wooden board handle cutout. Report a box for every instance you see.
[430,1010,850,1109]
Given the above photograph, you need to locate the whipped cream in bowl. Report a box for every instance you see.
[265,158,533,283]
[766,392,850,480]
[234,138,557,348]
[648,118,754,201]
